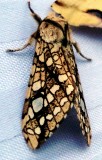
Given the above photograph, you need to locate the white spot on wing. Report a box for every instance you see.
[72,74,76,82]
[64,114,67,119]
[47,93,54,103]
[46,57,53,66]
[36,68,40,72]
[50,85,60,94]
[44,99,48,107]
[80,99,87,116]
[39,53,44,62]
[66,85,74,95]
[28,107,34,119]
[41,67,44,71]
[56,124,59,128]
[56,65,62,69]
[46,114,53,120]
[49,132,53,137]
[53,55,59,61]
[71,103,73,108]
[39,117,45,126]
[33,81,41,91]
[60,97,68,106]
[31,65,36,76]
[68,72,71,76]
[22,115,29,128]
[85,126,88,133]
[58,74,68,82]
[27,129,34,135]
[32,98,43,113]
[54,107,61,115]
[35,127,41,135]
[41,81,45,87]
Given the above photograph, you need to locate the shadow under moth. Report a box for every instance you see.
[7,1,92,149]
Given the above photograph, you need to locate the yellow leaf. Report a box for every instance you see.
[51,0,102,27]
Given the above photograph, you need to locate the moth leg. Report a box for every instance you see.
[6,32,36,52]
[28,1,42,24]
[72,42,91,61]
[68,28,91,61]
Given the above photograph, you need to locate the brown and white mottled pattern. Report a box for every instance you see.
[22,12,91,149]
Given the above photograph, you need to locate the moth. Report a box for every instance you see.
[7,1,92,149]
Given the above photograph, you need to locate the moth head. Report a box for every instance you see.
[39,13,67,43]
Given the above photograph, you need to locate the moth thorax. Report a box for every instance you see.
[39,21,64,43]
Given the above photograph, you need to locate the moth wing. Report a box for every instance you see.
[22,41,74,149]
[58,41,92,145]
[74,68,92,145]
[22,51,45,149]
[43,41,92,146]
[22,38,91,149]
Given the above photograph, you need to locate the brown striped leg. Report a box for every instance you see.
[6,32,37,53]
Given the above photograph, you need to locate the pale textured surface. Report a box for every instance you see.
[0,0,102,159]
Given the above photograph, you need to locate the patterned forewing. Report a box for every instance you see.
[22,39,47,148]
[22,39,76,149]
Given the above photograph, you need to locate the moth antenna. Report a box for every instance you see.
[27,0,42,23]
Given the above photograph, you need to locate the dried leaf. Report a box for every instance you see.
[51,0,102,28]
